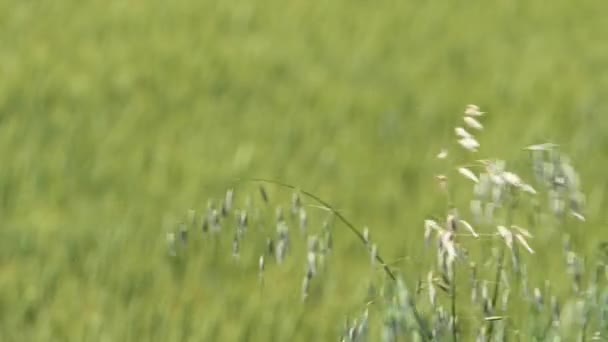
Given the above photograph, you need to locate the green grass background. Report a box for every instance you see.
[1,1,607,340]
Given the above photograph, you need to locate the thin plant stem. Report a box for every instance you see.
[241,178,433,341]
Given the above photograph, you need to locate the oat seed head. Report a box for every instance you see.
[465,104,485,117]
[458,166,479,183]
[458,137,480,152]
[464,116,484,131]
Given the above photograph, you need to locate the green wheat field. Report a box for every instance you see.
[1,1,607,341]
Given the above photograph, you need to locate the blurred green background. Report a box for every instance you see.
[1,1,607,340]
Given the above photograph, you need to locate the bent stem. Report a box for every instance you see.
[241,178,433,341]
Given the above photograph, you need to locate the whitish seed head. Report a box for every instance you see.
[496,226,513,250]
[459,219,479,238]
[515,233,535,254]
[511,225,533,238]
[458,166,479,183]
[458,137,480,152]
[307,251,317,276]
[464,116,483,131]
[520,183,537,195]
[428,271,437,308]
[455,126,473,139]
[437,148,448,159]
[525,142,559,151]
[465,104,485,117]
[502,171,523,187]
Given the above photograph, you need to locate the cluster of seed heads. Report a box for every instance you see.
[162,104,602,341]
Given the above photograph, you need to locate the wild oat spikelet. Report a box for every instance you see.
[464,116,483,131]
[455,127,473,139]
[464,104,485,117]
[458,167,479,183]
[458,137,480,152]
[459,219,479,238]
